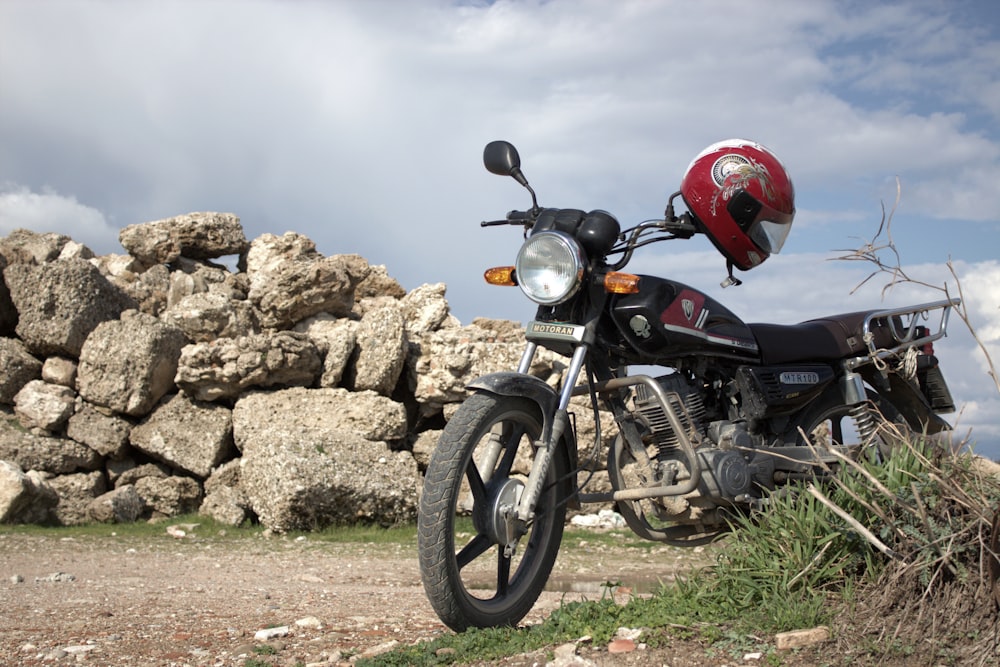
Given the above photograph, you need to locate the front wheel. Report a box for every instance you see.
[418,393,569,631]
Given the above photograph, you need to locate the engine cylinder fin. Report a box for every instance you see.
[633,374,705,456]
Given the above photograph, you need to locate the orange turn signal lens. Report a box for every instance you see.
[604,272,641,294]
[484,266,517,286]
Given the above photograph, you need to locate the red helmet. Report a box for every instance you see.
[680,139,795,271]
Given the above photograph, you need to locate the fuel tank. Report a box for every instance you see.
[609,276,760,364]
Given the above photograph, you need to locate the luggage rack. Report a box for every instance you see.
[847,298,960,370]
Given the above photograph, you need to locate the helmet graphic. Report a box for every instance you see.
[680,139,795,271]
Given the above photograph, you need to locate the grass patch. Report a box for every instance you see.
[364,434,1000,666]
[0,513,237,539]
[0,512,421,549]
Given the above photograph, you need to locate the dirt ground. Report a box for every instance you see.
[9,522,979,667]
[0,525,739,667]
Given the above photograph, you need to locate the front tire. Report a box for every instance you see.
[417,393,568,631]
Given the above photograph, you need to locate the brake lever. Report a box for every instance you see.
[481,209,535,228]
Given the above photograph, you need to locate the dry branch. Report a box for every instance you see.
[805,483,904,561]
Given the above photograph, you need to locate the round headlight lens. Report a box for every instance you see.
[514,231,586,305]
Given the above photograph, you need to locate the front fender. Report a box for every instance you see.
[468,372,560,426]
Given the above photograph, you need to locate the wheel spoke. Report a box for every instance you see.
[465,459,488,505]
[495,424,524,478]
[456,533,492,570]
[496,548,512,596]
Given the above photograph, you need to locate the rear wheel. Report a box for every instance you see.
[786,387,911,459]
[417,393,569,631]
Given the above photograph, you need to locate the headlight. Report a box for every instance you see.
[514,231,585,305]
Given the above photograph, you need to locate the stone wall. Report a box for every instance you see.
[0,213,573,531]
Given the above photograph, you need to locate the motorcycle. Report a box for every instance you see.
[417,139,958,631]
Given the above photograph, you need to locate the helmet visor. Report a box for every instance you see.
[749,217,793,254]
[727,190,794,254]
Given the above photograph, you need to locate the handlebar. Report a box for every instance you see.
[481,207,700,274]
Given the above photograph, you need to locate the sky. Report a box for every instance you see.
[1,0,999,456]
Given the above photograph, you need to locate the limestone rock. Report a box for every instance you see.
[129,394,234,478]
[0,228,71,265]
[569,394,618,467]
[4,257,137,357]
[89,252,147,278]
[114,462,169,488]
[204,458,242,493]
[105,456,138,485]
[293,314,358,388]
[165,258,248,308]
[401,283,452,336]
[174,331,321,401]
[133,475,202,518]
[234,387,415,530]
[48,470,107,525]
[0,413,101,474]
[410,429,442,469]
[200,459,250,526]
[775,626,831,650]
[239,428,419,531]
[245,233,370,328]
[0,213,557,529]
[66,402,133,459]
[233,387,407,446]
[0,461,58,523]
[87,484,145,523]
[199,484,250,526]
[356,264,406,300]
[0,337,42,404]
[352,304,407,396]
[471,317,529,342]
[112,263,171,316]
[118,212,248,265]
[13,380,76,433]
[77,310,188,416]
[162,291,259,342]
[41,357,77,388]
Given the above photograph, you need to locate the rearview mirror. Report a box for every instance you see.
[483,140,538,212]
[483,140,521,177]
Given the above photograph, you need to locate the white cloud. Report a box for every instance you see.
[0,184,120,254]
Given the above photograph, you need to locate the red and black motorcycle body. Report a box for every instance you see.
[608,275,759,364]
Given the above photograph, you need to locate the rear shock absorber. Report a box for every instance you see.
[842,371,879,445]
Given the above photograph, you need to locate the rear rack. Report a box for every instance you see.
[846,298,960,369]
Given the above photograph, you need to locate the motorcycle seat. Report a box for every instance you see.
[748,310,899,365]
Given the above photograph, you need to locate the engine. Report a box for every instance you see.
[630,373,772,502]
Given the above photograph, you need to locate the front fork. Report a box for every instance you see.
[514,342,589,524]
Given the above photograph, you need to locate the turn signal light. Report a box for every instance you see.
[484,266,517,286]
[604,272,641,294]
